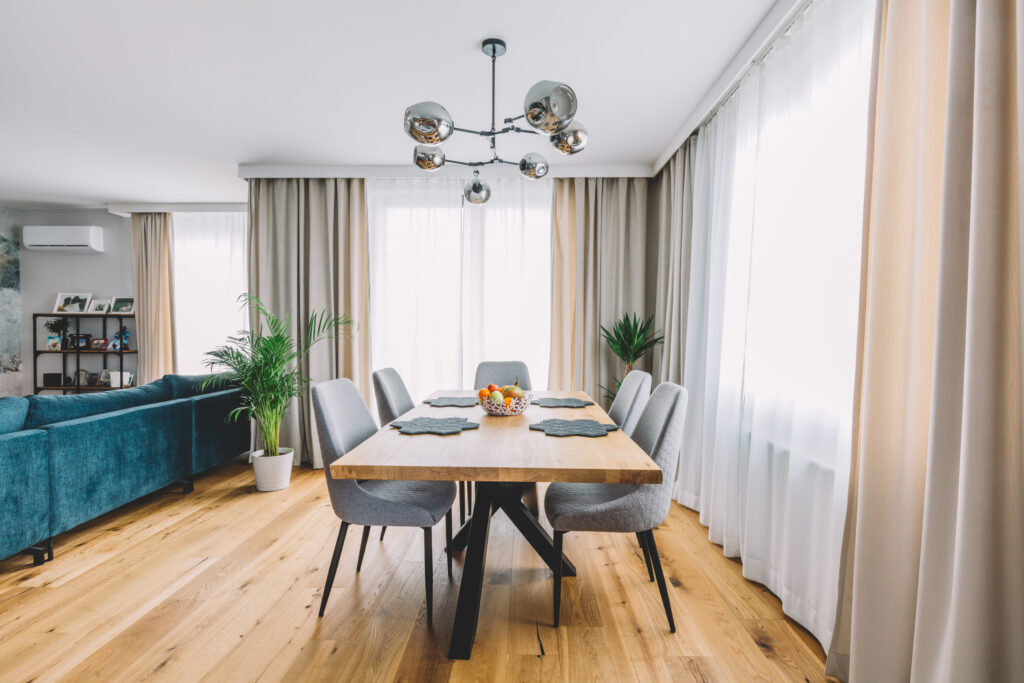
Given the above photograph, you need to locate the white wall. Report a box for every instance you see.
[15,208,136,395]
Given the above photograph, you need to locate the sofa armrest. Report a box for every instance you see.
[0,429,52,560]
[189,389,251,475]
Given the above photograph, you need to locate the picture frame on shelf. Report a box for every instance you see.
[110,296,134,314]
[90,338,108,350]
[53,292,92,313]
[87,299,110,313]
[44,335,61,351]
[99,369,111,386]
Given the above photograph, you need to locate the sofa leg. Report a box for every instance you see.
[46,537,54,562]
[179,478,194,494]
[28,538,53,566]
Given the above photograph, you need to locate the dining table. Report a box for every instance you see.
[328,389,663,660]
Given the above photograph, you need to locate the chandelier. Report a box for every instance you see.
[403,37,587,204]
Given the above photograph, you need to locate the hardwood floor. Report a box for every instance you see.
[0,464,833,682]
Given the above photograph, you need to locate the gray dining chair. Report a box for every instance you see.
[473,360,533,391]
[312,378,457,624]
[607,370,652,436]
[372,367,415,426]
[473,360,538,515]
[543,382,688,632]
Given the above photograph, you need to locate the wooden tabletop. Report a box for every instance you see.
[328,390,662,485]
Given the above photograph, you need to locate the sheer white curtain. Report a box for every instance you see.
[171,212,249,374]
[678,0,875,649]
[367,177,552,406]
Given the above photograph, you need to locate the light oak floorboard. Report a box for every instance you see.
[0,465,834,682]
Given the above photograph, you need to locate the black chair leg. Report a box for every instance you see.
[423,527,434,624]
[636,531,655,582]
[459,482,466,525]
[643,530,675,633]
[319,521,349,617]
[379,526,387,541]
[356,526,371,572]
[553,530,564,627]
[445,509,453,580]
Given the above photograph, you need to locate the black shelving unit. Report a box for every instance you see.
[32,312,137,394]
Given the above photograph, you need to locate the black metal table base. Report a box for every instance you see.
[447,482,575,660]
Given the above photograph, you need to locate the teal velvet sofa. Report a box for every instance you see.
[0,375,249,565]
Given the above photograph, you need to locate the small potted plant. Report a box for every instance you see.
[204,295,354,491]
[44,317,71,350]
[598,313,664,401]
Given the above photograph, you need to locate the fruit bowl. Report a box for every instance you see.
[480,394,530,417]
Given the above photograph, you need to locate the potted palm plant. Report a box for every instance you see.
[204,295,355,491]
[598,313,664,401]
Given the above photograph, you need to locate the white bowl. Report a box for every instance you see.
[480,393,530,416]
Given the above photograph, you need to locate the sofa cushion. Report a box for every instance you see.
[163,374,222,399]
[0,396,29,435]
[24,378,174,429]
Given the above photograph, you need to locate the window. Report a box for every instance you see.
[171,212,248,374]
[367,178,552,403]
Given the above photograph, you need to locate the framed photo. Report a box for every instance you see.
[53,292,92,313]
[87,299,110,314]
[99,369,111,386]
[110,296,134,314]
[44,335,61,351]
[90,338,108,350]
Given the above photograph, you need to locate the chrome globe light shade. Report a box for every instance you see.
[550,121,588,155]
[403,37,586,204]
[413,145,445,171]
[523,81,577,133]
[519,152,549,179]
[464,171,491,204]
[403,101,454,144]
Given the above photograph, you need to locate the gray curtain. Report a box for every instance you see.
[548,177,649,403]
[827,0,1024,679]
[248,178,371,468]
[130,212,176,385]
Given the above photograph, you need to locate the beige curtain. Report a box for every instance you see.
[827,0,1024,680]
[248,178,371,468]
[130,213,176,385]
[548,177,649,402]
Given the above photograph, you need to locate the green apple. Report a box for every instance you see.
[489,390,503,403]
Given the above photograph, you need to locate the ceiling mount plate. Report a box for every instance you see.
[481,38,506,58]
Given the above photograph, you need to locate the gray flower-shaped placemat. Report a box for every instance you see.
[529,419,619,437]
[423,396,479,408]
[531,397,595,409]
[391,417,480,435]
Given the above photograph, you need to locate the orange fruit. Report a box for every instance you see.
[504,397,513,406]
[478,389,489,401]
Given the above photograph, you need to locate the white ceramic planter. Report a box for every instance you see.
[251,448,294,491]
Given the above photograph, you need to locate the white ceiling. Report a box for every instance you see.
[0,0,777,207]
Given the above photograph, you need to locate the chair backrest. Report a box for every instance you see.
[607,370,652,436]
[311,378,379,519]
[630,382,689,525]
[473,361,533,391]
[372,368,415,425]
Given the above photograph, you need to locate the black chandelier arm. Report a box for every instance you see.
[446,157,519,168]
[452,124,542,137]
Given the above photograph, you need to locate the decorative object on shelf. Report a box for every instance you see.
[99,368,111,386]
[203,294,356,492]
[423,396,480,408]
[53,292,92,313]
[63,375,74,386]
[598,313,664,401]
[110,296,134,314]
[43,316,71,349]
[109,371,133,388]
[390,416,480,435]
[107,338,121,351]
[90,338,108,350]
[403,37,586,204]
[76,368,89,386]
[529,418,620,438]
[69,333,93,349]
[87,299,110,313]
[86,372,98,386]
[531,397,595,409]
[112,326,130,351]
[44,335,60,351]
[43,372,63,387]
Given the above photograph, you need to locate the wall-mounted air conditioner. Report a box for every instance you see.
[22,225,104,252]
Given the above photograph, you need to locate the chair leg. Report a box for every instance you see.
[423,527,434,625]
[636,531,655,582]
[380,526,387,541]
[553,530,565,627]
[356,526,371,572]
[459,482,466,525]
[319,521,350,617]
[445,509,453,580]
[643,530,675,633]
